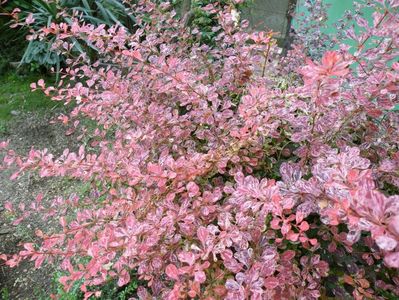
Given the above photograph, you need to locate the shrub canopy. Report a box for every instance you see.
[1,0,399,299]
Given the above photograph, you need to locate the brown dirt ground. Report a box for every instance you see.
[0,111,79,299]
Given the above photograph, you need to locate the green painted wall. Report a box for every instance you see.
[293,0,374,49]
[315,0,355,35]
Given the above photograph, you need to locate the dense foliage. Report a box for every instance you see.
[1,0,399,299]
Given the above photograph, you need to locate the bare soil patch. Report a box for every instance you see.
[0,111,79,299]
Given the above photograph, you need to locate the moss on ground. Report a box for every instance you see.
[0,72,60,122]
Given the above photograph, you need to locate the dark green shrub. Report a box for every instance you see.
[1,0,137,75]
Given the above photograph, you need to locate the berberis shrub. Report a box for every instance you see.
[1,0,399,299]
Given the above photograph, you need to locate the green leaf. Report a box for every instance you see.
[95,1,112,25]
[105,7,123,26]
[105,0,127,11]
[70,38,85,54]
[83,15,112,26]
[82,0,92,11]
[47,15,52,27]
[20,40,35,65]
